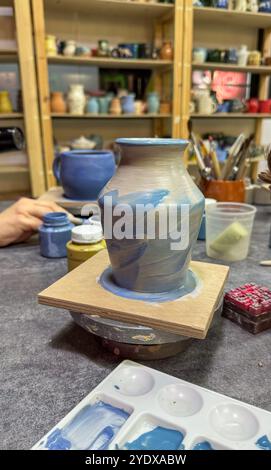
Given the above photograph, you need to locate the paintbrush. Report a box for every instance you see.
[209,138,221,180]
[222,133,245,180]
[228,134,254,181]
[188,120,212,179]
[260,260,271,266]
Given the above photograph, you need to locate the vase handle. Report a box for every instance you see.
[53,153,62,183]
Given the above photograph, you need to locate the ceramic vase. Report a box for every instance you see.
[192,47,207,64]
[98,96,111,114]
[98,138,205,294]
[197,91,217,114]
[86,97,99,114]
[147,92,160,114]
[237,45,249,66]
[0,91,13,113]
[248,50,261,66]
[121,94,135,114]
[110,98,122,115]
[234,0,247,11]
[63,40,76,57]
[67,84,86,115]
[50,91,66,113]
[159,41,173,61]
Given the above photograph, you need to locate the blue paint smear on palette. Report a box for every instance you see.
[100,266,198,303]
[124,426,185,451]
[42,401,129,450]
[256,435,271,450]
[192,441,214,450]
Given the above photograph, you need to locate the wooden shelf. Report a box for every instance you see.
[48,55,172,69]
[191,113,271,119]
[0,49,18,61]
[194,7,271,29]
[0,113,23,119]
[0,165,28,174]
[45,0,174,18]
[192,62,271,74]
[51,113,171,119]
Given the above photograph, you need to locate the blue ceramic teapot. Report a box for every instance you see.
[53,150,116,200]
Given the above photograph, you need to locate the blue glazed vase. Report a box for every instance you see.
[98,96,111,114]
[147,92,160,114]
[86,97,99,114]
[53,150,116,200]
[98,138,205,294]
[120,94,135,114]
[39,212,73,258]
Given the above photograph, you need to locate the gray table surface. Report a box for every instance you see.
[0,201,271,450]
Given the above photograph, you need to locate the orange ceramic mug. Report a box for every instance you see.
[201,179,245,203]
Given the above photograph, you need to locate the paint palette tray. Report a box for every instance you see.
[32,361,271,451]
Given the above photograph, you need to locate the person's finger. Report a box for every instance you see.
[36,200,67,213]
[18,213,43,232]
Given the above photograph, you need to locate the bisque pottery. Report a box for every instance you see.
[98,138,205,295]
[248,50,261,66]
[67,84,86,115]
[110,98,122,115]
[50,91,66,113]
[53,150,115,200]
[198,92,217,114]
[192,47,207,64]
[63,40,76,57]
[237,45,249,66]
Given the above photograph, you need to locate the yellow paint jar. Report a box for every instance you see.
[67,224,106,271]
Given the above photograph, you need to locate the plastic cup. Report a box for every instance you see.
[206,203,256,262]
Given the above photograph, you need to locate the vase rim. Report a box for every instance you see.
[115,138,188,147]
[61,150,112,157]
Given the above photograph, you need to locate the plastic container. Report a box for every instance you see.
[67,224,106,271]
[39,212,73,258]
[206,203,256,262]
[198,198,216,241]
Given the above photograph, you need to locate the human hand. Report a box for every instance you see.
[0,198,67,247]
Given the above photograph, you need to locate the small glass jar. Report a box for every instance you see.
[39,212,73,258]
[67,224,106,271]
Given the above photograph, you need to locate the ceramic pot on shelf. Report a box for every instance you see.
[120,94,135,114]
[86,97,99,114]
[159,41,173,61]
[98,138,205,295]
[192,47,207,64]
[237,45,249,66]
[63,40,76,57]
[197,91,217,115]
[98,96,111,114]
[247,50,261,66]
[50,91,66,113]
[45,35,57,56]
[0,91,13,113]
[67,84,86,115]
[109,97,122,115]
[147,92,160,114]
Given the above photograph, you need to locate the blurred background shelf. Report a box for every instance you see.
[51,113,172,119]
[0,165,28,174]
[0,49,17,61]
[192,62,271,74]
[0,113,23,119]
[44,0,174,18]
[193,7,271,29]
[191,113,271,119]
[48,55,173,69]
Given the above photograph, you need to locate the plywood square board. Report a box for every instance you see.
[38,251,229,339]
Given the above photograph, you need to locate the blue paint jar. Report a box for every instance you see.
[39,212,73,258]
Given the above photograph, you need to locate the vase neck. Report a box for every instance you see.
[118,144,187,170]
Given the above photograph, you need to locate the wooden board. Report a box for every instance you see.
[38,250,229,339]
[39,186,98,211]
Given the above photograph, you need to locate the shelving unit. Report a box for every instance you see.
[32,0,183,189]
[0,0,46,197]
[181,2,271,178]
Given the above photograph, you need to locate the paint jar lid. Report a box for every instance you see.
[205,198,217,207]
[71,224,103,244]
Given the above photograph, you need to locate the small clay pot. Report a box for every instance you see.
[50,91,66,113]
[159,41,173,61]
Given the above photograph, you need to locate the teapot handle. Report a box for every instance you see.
[53,153,62,184]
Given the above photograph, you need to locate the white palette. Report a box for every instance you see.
[33,361,271,451]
